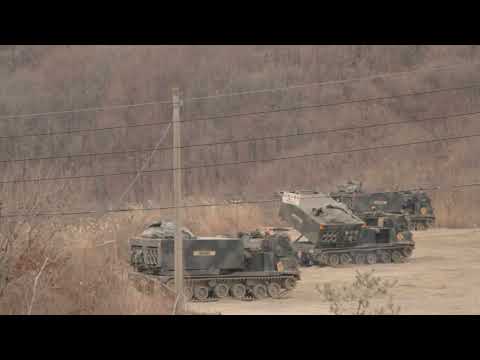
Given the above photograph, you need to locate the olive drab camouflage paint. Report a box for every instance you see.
[330,181,436,231]
[128,221,300,302]
[278,190,415,267]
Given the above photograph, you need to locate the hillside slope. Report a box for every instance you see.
[1,45,480,228]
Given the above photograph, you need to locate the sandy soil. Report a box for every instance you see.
[187,228,480,315]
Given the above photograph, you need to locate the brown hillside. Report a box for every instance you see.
[1,45,480,228]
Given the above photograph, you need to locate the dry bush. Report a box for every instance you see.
[316,270,400,315]
[0,170,75,300]
[46,247,174,315]
[0,185,175,314]
[0,214,176,315]
[0,251,175,315]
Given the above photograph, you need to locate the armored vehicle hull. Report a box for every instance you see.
[279,191,415,267]
[330,182,435,230]
[129,222,300,302]
[293,235,414,267]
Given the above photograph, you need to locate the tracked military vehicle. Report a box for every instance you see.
[129,221,300,302]
[329,180,363,209]
[279,191,415,267]
[330,181,436,230]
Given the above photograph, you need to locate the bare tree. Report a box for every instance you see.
[0,165,77,304]
[0,178,175,314]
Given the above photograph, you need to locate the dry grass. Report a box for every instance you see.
[316,270,401,315]
[2,45,480,314]
[0,207,176,315]
[0,194,269,314]
[182,196,276,235]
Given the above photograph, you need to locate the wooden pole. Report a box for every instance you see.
[172,88,184,312]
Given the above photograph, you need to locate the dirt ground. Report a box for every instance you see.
[187,228,480,315]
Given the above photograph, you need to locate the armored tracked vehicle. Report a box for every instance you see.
[129,221,300,302]
[330,181,436,230]
[279,191,415,267]
[329,180,363,209]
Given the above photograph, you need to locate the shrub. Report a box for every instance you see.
[316,270,400,315]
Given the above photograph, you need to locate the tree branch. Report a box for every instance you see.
[27,257,49,315]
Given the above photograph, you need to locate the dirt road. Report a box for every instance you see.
[188,228,480,315]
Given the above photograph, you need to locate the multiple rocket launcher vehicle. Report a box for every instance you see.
[329,181,436,231]
[129,221,300,301]
[128,183,433,302]
[279,190,415,267]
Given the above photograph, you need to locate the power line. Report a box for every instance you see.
[1,130,479,185]
[181,109,480,149]
[183,83,480,123]
[2,107,480,165]
[1,181,480,218]
[178,132,480,172]
[83,123,174,249]
[2,81,478,142]
[183,60,480,102]
[0,119,167,141]
[0,84,480,163]
[0,99,172,122]
[452,183,480,189]
[107,123,173,214]
[0,59,476,123]
[0,199,279,218]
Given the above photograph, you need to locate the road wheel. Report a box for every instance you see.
[213,283,229,298]
[379,251,392,263]
[354,253,365,265]
[328,254,340,267]
[193,285,209,301]
[402,247,413,258]
[252,284,268,299]
[231,283,247,300]
[166,279,175,292]
[366,253,377,265]
[183,287,193,302]
[392,250,405,263]
[145,280,154,295]
[267,282,282,298]
[317,253,329,266]
[340,254,352,265]
[283,277,297,290]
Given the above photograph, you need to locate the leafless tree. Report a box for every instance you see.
[0,166,77,309]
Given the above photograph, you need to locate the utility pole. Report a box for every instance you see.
[229,199,242,234]
[172,88,184,312]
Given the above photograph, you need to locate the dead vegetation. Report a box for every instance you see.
[0,187,270,314]
[0,214,175,314]
[0,170,73,304]
[2,46,480,228]
[0,174,176,314]
[1,45,480,314]
[316,270,400,315]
